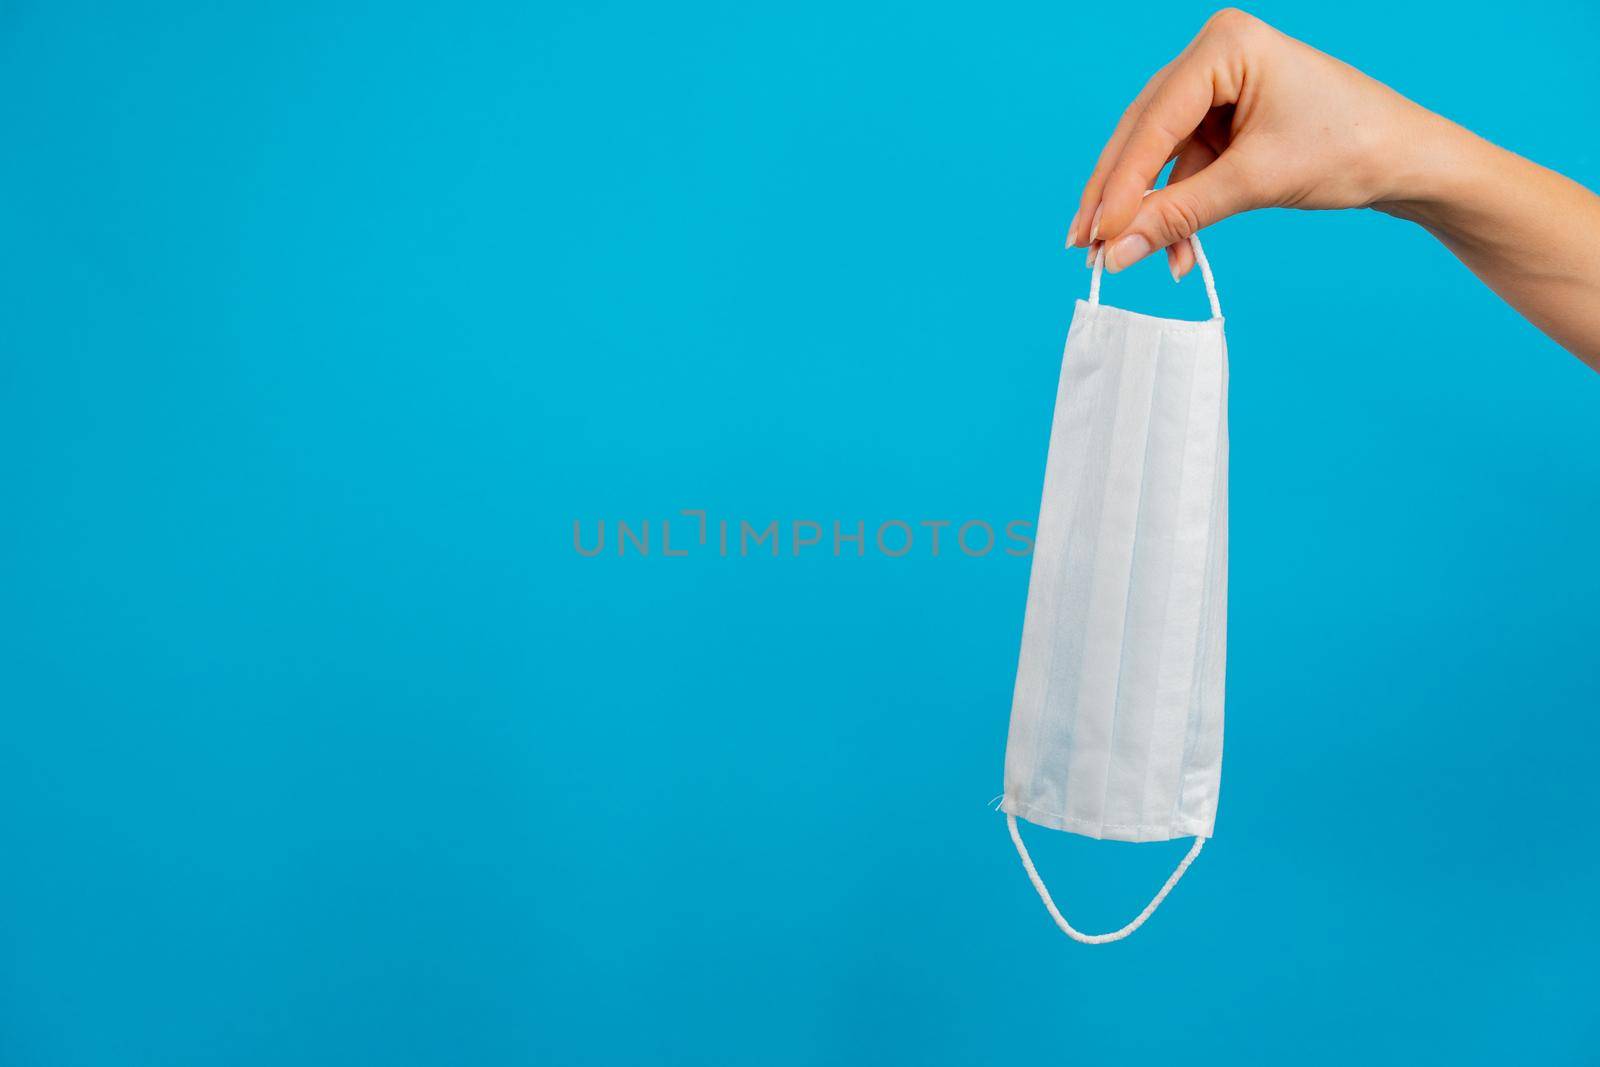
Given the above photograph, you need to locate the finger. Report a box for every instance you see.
[1096,6,1263,245]
[1072,13,1236,249]
[1161,139,1217,280]
[1167,239,1194,282]
[1095,52,1237,248]
[1105,150,1254,272]
[1068,61,1173,247]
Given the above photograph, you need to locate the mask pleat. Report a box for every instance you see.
[1010,311,1133,824]
[1100,324,1197,838]
[1174,339,1230,828]
[1143,328,1227,837]
[1056,314,1162,835]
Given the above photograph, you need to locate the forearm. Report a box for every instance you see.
[1379,117,1600,369]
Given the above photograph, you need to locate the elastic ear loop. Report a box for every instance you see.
[1007,814,1206,944]
[1089,232,1222,319]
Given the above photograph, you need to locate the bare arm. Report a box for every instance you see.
[1379,125,1600,362]
[1069,9,1600,370]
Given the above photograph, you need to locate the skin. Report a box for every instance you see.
[1068,9,1600,370]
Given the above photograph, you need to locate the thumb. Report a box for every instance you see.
[1103,153,1255,273]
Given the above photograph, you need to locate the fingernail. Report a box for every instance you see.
[1106,234,1150,273]
[1065,210,1080,248]
[1089,205,1103,242]
[1085,242,1097,269]
[1170,260,1180,283]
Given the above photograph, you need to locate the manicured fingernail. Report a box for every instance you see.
[1085,242,1097,269]
[1089,205,1103,242]
[1170,259,1181,283]
[1065,210,1080,248]
[1106,234,1150,273]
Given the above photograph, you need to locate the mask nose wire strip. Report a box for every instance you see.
[1089,231,1223,321]
[1006,813,1206,945]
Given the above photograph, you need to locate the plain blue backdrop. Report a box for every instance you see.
[3,1,1599,1063]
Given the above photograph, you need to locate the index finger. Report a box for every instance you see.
[1068,60,1173,248]
[1094,48,1231,245]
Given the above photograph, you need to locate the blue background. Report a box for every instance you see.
[3,1,1599,1063]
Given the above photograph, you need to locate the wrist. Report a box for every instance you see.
[1371,109,1495,232]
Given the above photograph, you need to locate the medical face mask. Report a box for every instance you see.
[1001,235,1228,944]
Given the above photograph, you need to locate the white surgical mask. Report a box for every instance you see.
[1002,235,1228,943]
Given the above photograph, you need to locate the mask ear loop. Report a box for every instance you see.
[1007,813,1206,944]
[1088,232,1223,320]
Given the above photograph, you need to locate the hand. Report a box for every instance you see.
[1067,9,1600,365]
[1068,8,1446,280]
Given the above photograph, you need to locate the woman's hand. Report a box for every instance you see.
[1070,9,1600,368]
[1071,9,1444,278]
